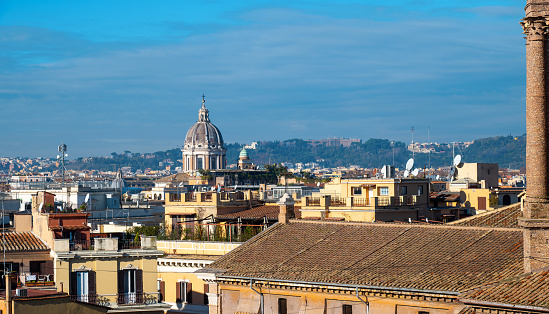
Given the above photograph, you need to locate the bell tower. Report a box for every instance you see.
[520,0,549,272]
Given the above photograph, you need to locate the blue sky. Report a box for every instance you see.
[0,0,525,157]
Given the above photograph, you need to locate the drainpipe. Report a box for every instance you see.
[249,279,264,314]
[356,287,369,314]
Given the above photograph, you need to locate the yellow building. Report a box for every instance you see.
[300,177,430,222]
[164,191,262,230]
[156,240,241,313]
[52,236,170,313]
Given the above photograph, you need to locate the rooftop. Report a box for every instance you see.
[460,271,549,311]
[209,220,523,293]
[216,205,302,220]
[448,204,521,228]
[0,232,49,252]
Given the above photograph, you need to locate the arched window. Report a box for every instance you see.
[503,195,511,205]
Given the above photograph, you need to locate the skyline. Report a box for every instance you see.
[1,0,526,158]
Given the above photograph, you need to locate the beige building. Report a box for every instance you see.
[53,236,169,313]
[300,177,430,222]
[456,163,498,189]
[164,191,262,231]
[156,240,240,313]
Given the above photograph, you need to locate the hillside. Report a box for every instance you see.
[55,134,525,172]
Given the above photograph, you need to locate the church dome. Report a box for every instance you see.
[184,101,224,148]
[239,149,249,158]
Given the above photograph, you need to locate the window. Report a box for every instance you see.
[176,281,193,303]
[70,270,96,303]
[379,187,389,196]
[352,187,362,196]
[418,186,424,195]
[343,304,353,314]
[401,186,407,195]
[197,157,203,170]
[278,298,287,314]
[418,311,430,314]
[118,269,143,305]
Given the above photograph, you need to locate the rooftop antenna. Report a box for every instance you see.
[57,143,68,186]
[428,127,431,170]
[411,126,415,160]
[391,141,395,167]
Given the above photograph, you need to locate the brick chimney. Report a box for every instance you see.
[277,193,295,224]
[520,0,549,272]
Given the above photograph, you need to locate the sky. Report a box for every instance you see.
[0,0,526,158]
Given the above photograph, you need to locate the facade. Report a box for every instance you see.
[456,163,498,189]
[300,177,430,222]
[182,98,226,174]
[156,240,240,313]
[164,191,263,231]
[53,236,168,312]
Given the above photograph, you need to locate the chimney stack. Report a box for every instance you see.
[277,193,295,224]
[520,0,549,272]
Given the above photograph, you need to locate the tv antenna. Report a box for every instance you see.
[57,143,69,186]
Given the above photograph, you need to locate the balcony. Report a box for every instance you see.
[55,236,157,252]
[70,292,161,307]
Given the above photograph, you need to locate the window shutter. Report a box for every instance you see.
[70,272,77,296]
[186,282,192,303]
[203,284,209,305]
[159,280,165,302]
[176,282,181,303]
[136,269,143,304]
[117,271,125,304]
[88,271,96,303]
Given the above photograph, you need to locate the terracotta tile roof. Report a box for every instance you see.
[155,173,190,183]
[0,232,49,252]
[460,271,549,310]
[457,307,476,314]
[448,204,521,228]
[216,205,302,220]
[209,221,523,293]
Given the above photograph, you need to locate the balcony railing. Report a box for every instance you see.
[70,292,159,306]
[352,197,370,207]
[70,294,97,304]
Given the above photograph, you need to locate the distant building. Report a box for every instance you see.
[308,137,361,148]
[456,163,498,189]
[182,97,226,174]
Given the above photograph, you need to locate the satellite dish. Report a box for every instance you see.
[316,182,320,187]
[56,155,60,159]
[380,166,387,178]
[65,154,69,157]
[436,175,440,180]
[412,168,420,177]
[217,185,222,192]
[406,158,414,171]
[453,155,462,167]
[449,166,457,181]
[38,202,44,212]
[84,193,90,203]
[404,170,410,178]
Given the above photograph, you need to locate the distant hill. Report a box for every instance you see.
[227,135,526,170]
[56,134,526,172]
